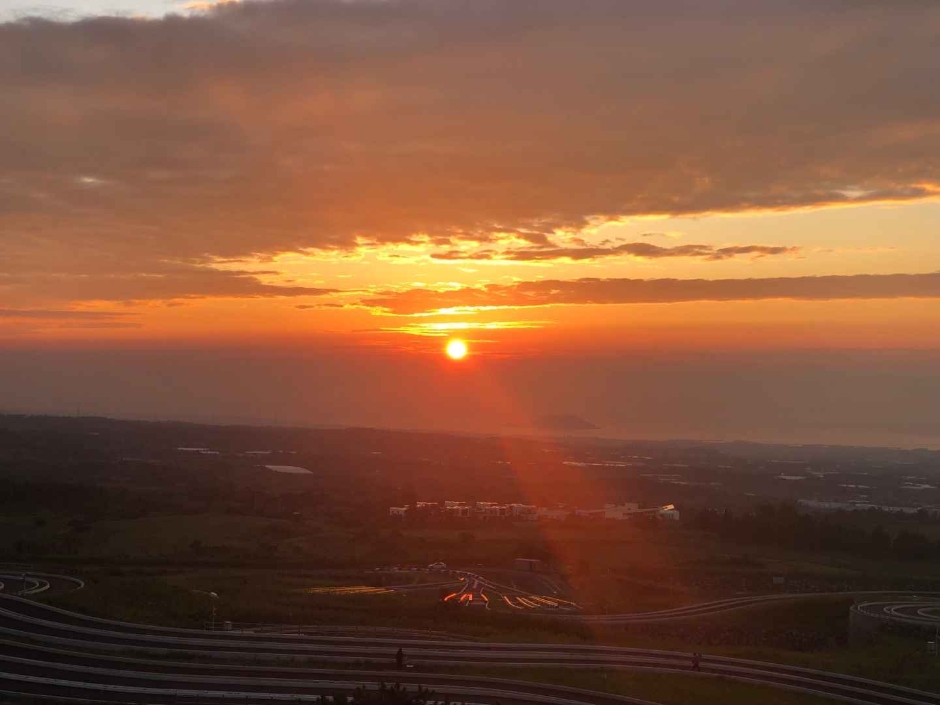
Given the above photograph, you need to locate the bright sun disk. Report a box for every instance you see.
[446,339,468,360]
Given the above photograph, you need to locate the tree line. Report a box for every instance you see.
[690,503,936,561]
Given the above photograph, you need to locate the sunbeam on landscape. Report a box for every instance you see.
[2,1,940,704]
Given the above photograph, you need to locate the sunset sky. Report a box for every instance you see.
[2,0,939,446]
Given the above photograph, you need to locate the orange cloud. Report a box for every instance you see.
[1,0,939,308]
[0,262,338,307]
[376,320,547,337]
[429,242,799,263]
[361,272,940,316]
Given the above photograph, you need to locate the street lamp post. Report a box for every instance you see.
[208,591,218,631]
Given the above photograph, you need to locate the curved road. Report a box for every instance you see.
[457,570,940,623]
[0,575,47,596]
[853,600,940,632]
[0,571,84,596]
[0,594,937,705]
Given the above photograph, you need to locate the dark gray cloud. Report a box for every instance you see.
[0,262,337,305]
[1,0,939,303]
[295,302,346,310]
[0,307,139,332]
[362,272,940,315]
[430,242,799,262]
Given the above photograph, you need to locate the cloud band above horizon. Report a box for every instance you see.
[361,272,940,315]
[2,0,940,307]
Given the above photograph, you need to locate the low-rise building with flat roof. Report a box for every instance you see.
[514,558,544,571]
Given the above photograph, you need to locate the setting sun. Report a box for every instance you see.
[446,339,468,360]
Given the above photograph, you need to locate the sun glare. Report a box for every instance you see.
[446,339,468,360]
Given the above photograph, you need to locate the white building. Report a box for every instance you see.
[388,506,409,517]
[603,502,641,520]
[476,502,511,518]
[537,507,572,520]
[444,502,471,518]
[510,504,538,519]
[656,504,680,521]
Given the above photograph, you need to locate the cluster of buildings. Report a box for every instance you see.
[388,501,679,521]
